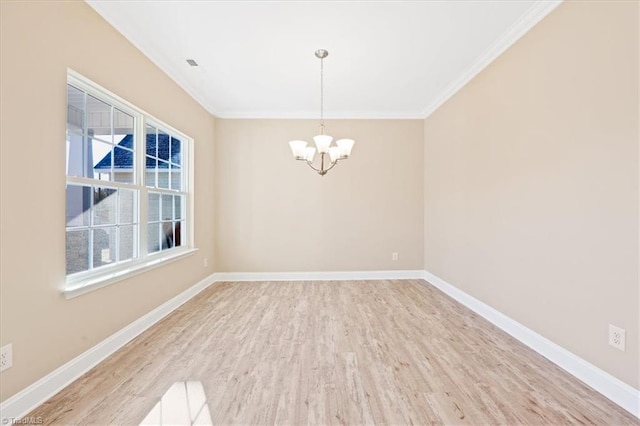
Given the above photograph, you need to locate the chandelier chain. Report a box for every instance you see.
[320,56,324,133]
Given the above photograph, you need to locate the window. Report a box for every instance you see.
[145,125,186,254]
[65,72,192,294]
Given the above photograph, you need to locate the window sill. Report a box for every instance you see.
[64,248,199,299]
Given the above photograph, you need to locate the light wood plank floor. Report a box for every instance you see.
[29,280,638,425]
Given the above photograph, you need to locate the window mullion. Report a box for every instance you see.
[186,135,192,247]
[88,186,94,270]
[82,91,90,191]
[110,104,131,265]
[66,176,135,190]
[115,190,120,264]
[138,116,148,260]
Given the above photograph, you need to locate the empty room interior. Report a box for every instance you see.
[0,0,639,425]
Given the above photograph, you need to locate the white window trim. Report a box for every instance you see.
[65,69,195,297]
[64,248,199,299]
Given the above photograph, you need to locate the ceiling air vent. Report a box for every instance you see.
[186,59,199,67]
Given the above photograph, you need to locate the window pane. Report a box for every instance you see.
[66,229,89,274]
[157,131,170,161]
[115,134,134,149]
[93,187,117,225]
[119,189,136,224]
[170,136,181,166]
[148,222,161,254]
[114,109,134,142]
[173,221,182,247]
[92,139,114,181]
[67,85,84,133]
[86,95,112,143]
[158,161,170,189]
[145,125,157,158]
[93,227,115,268]
[113,146,134,183]
[145,157,157,187]
[66,132,81,177]
[174,195,183,220]
[171,164,182,191]
[148,192,160,222]
[162,194,173,221]
[67,132,126,182]
[119,225,136,261]
[161,221,174,249]
[66,185,91,227]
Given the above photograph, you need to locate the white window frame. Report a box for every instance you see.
[65,70,196,298]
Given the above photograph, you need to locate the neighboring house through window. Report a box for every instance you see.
[65,71,192,295]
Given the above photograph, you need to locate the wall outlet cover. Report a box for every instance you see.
[609,324,626,351]
[0,343,13,372]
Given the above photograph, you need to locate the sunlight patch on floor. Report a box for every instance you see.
[139,381,212,426]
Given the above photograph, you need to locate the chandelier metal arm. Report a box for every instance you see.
[302,152,339,176]
[319,158,339,174]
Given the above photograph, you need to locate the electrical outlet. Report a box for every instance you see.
[609,325,625,351]
[392,252,399,261]
[203,258,208,268]
[0,343,12,372]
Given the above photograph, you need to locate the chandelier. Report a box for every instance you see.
[288,49,355,176]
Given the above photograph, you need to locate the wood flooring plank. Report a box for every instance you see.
[25,280,639,425]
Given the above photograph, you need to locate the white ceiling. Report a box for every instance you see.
[86,1,561,119]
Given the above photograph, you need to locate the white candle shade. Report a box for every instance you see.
[313,134,333,154]
[336,139,355,158]
[329,147,341,162]
[288,140,307,159]
[305,147,316,162]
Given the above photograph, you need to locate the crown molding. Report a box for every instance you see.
[88,0,562,121]
[421,0,563,118]
[212,111,426,120]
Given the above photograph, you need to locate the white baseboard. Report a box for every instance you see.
[212,269,425,282]
[5,269,636,420]
[0,273,216,421]
[423,270,640,418]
